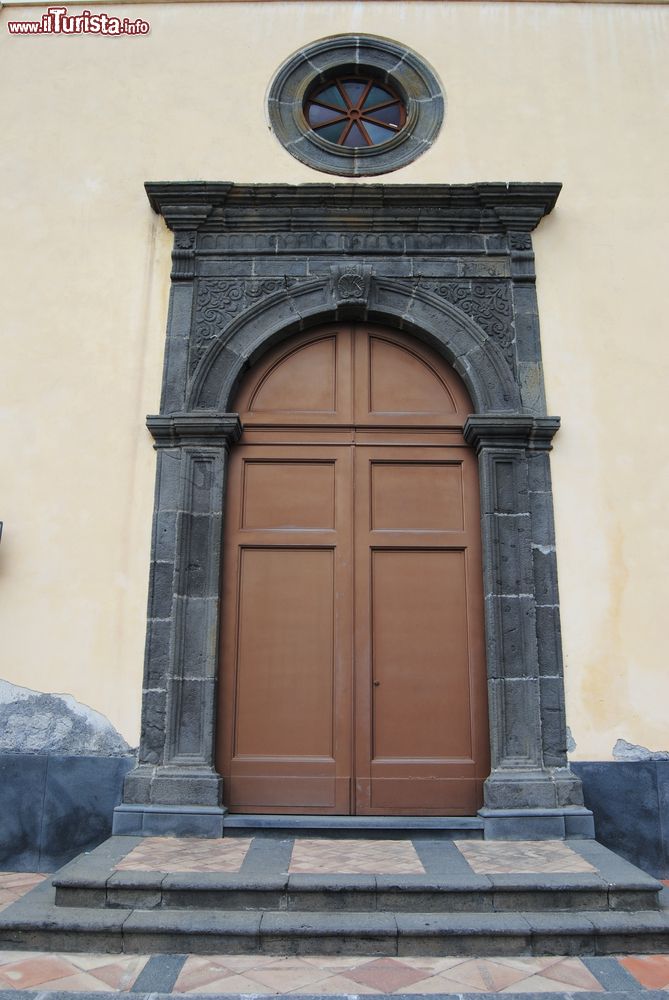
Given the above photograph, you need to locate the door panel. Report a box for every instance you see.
[370,462,465,532]
[370,549,471,760]
[218,446,353,814]
[354,445,489,815]
[234,547,335,758]
[218,324,489,815]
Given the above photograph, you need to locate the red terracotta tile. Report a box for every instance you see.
[620,955,669,989]
[342,957,437,992]
[0,956,80,989]
[541,959,602,990]
[437,959,530,992]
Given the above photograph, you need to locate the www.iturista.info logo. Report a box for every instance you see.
[7,6,150,34]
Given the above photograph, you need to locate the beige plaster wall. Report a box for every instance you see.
[1,0,667,757]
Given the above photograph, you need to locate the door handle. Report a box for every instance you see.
[373,680,381,687]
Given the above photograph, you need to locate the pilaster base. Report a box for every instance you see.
[112,803,227,838]
[484,768,586,810]
[478,806,595,840]
[122,764,223,808]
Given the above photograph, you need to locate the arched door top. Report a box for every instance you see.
[232,324,474,430]
[190,277,521,415]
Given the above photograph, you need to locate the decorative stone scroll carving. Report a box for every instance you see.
[420,279,515,369]
[192,278,288,370]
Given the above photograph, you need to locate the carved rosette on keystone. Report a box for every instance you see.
[114,180,593,840]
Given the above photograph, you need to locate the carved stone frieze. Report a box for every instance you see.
[509,232,533,252]
[420,279,515,369]
[191,278,288,371]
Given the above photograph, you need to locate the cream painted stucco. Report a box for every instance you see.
[0,1,667,756]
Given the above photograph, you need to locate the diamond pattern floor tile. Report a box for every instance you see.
[0,952,149,992]
[454,839,596,874]
[174,953,606,994]
[289,838,425,874]
[341,957,438,992]
[114,837,253,873]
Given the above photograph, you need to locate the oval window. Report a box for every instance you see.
[304,77,407,149]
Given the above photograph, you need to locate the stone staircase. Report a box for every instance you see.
[1,830,668,957]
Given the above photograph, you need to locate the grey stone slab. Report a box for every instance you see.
[0,754,47,871]
[122,909,261,954]
[131,954,187,993]
[396,912,531,956]
[523,911,596,955]
[106,869,165,889]
[288,890,376,912]
[378,887,494,913]
[493,888,605,912]
[582,956,646,991]
[610,889,662,911]
[411,837,491,881]
[486,872,607,890]
[54,835,143,873]
[573,761,666,877]
[0,898,128,953]
[286,874,376,892]
[161,871,287,891]
[240,834,294,875]
[138,806,225,838]
[589,909,669,954]
[259,911,397,955]
[657,761,669,876]
[53,887,108,908]
[569,839,663,888]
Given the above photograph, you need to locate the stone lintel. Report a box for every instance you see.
[145,182,561,235]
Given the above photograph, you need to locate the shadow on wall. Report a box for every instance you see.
[0,681,136,872]
[0,753,136,872]
[573,761,669,879]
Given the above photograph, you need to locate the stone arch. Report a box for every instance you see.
[190,276,521,414]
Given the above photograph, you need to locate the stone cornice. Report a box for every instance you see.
[145,182,561,235]
[464,414,561,451]
[147,413,242,448]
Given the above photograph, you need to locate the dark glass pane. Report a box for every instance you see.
[313,84,347,110]
[362,85,395,109]
[364,103,402,127]
[342,80,368,107]
[307,104,345,127]
[315,120,347,144]
[362,121,395,145]
[342,122,367,147]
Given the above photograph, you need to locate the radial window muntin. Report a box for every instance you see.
[304,76,407,149]
[268,35,444,177]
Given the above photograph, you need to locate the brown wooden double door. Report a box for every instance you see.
[217,325,489,815]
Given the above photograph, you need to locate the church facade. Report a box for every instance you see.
[1,0,667,876]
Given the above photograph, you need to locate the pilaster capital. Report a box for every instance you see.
[147,413,242,449]
[464,414,560,452]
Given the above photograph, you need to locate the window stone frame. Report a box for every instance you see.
[267,34,445,176]
[113,181,594,842]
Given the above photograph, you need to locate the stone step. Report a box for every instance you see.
[52,870,660,915]
[222,814,485,839]
[49,834,663,916]
[2,896,669,957]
